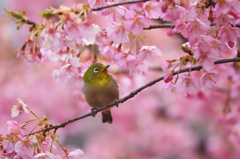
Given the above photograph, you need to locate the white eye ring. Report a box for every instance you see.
[93,67,99,73]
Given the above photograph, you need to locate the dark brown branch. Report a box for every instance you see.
[91,0,149,11]
[144,23,240,30]
[144,24,176,29]
[26,20,36,27]
[29,57,240,135]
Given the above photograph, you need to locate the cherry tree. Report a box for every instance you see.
[1,0,240,158]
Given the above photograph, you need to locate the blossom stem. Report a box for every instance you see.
[50,135,55,153]
[57,141,68,154]
[174,64,184,84]
[62,49,71,65]
[27,123,39,137]
[22,119,39,128]
[172,62,181,71]
[29,110,41,120]
[188,62,193,76]
[55,19,63,30]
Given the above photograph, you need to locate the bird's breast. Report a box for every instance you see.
[82,79,119,108]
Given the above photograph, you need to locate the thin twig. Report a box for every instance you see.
[91,0,149,11]
[144,24,176,29]
[29,57,240,135]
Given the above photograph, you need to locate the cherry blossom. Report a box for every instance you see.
[162,82,176,92]
[7,121,25,137]
[106,22,129,43]
[11,98,30,118]
[161,59,172,71]
[34,151,61,159]
[193,47,219,71]
[15,136,38,159]
[124,10,150,35]
[143,1,161,19]
[137,46,162,63]
[63,149,84,159]
[164,71,173,83]
[218,24,239,46]
[41,21,64,52]
[199,70,219,89]
[3,139,15,153]
[173,22,189,38]
[176,75,198,95]
[160,5,187,21]
[52,57,82,82]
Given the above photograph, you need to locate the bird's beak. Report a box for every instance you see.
[103,65,110,71]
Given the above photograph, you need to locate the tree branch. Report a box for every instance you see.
[29,57,240,135]
[91,0,149,11]
[144,24,176,29]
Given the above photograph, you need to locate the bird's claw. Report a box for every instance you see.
[91,108,97,117]
[113,99,119,108]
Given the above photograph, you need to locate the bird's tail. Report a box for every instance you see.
[102,110,112,124]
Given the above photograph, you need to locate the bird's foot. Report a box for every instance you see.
[113,99,119,108]
[91,108,97,117]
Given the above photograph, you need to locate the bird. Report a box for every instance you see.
[82,63,119,124]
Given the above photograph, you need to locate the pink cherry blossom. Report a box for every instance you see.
[164,71,173,83]
[199,70,219,89]
[161,59,172,71]
[193,47,219,71]
[64,13,99,45]
[34,151,61,159]
[52,57,82,82]
[3,140,15,153]
[162,82,176,92]
[176,75,198,95]
[115,52,138,70]
[11,98,30,118]
[160,5,187,21]
[124,10,150,35]
[95,30,112,52]
[106,22,129,43]
[80,22,100,45]
[102,46,116,62]
[173,22,189,38]
[64,149,84,159]
[88,0,105,7]
[41,136,56,151]
[208,37,229,54]
[187,19,211,45]
[15,136,38,159]
[143,1,161,19]
[218,24,239,44]
[137,46,162,63]
[7,121,25,137]
[41,21,64,52]
[40,48,61,62]
[64,12,83,44]
[135,63,148,75]
[99,6,126,22]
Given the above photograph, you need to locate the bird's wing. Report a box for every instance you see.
[110,75,118,87]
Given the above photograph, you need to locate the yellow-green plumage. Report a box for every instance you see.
[82,63,119,124]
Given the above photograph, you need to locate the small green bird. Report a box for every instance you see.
[82,63,119,124]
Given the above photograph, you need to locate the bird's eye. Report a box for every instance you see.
[93,67,99,73]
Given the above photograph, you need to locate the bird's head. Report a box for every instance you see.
[83,63,110,83]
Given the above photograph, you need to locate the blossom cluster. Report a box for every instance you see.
[1,98,84,159]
